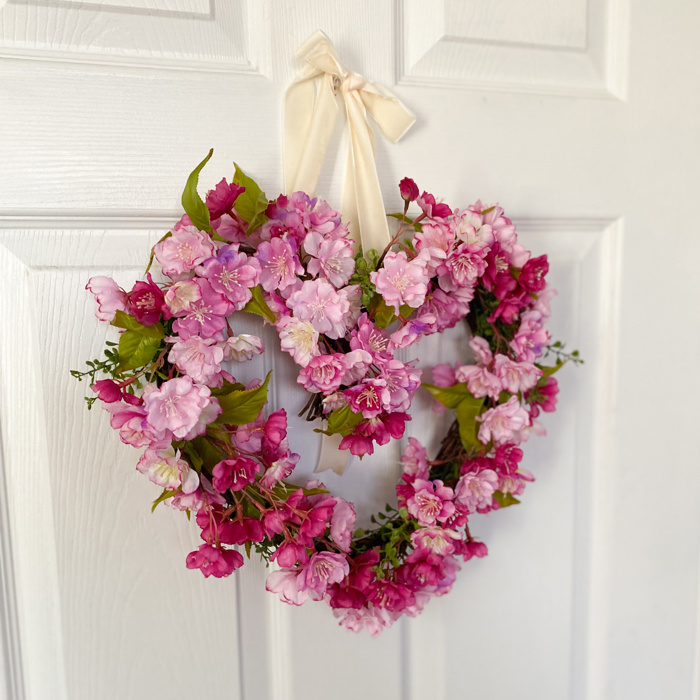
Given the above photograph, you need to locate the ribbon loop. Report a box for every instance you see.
[284,30,415,255]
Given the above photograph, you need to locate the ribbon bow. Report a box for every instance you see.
[285,30,416,254]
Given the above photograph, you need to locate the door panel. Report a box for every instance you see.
[1,2,699,699]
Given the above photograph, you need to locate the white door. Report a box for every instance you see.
[1,1,699,699]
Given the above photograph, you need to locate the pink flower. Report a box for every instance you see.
[476,396,530,445]
[288,279,349,339]
[431,363,457,387]
[223,334,264,362]
[297,552,350,599]
[86,276,127,322]
[411,527,459,556]
[154,226,215,279]
[417,191,452,219]
[186,544,243,578]
[260,451,300,489]
[510,310,550,362]
[349,313,391,359]
[377,359,421,412]
[470,336,493,365]
[405,479,455,526]
[212,457,260,492]
[171,279,232,340]
[266,568,309,606]
[163,279,201,316]
[414,222,453,274]
[127,274,164,326]
[344,378,386,419]
[518,254,549,294]
[454,469,499,512]
[298,354,347,394]
[400,437,429,479]
[440,242,488,291]
[493,354,543,394]
[341,349,372,384]
[143,376,218,439]
[137,446,199,493]
[304,232,355,288]
[91,379,123,403]
[450,209,491,246]
[276,315,320,367]
[399,177,419,202]
[367,580,416,612]
[526,376,559,417]
[197,245,260,309]
[370,250,429,314]
[168,336,224,386]
[330,499,357,552]
[206,178,245,219]
[455,365,502,400]
[257,237,303,292]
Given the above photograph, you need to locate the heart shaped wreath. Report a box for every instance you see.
[72,151,580,635]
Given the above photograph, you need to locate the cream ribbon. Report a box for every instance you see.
[284,30,416,254]
[285,31,415,474]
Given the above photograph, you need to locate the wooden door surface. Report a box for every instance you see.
[1,2,699,699]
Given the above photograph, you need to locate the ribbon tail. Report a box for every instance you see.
[284,74,339,195]
[315,432,350,475]
[343,91,392,255]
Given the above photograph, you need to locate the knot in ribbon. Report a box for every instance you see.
[285,30,415,255]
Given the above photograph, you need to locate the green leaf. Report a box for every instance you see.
[151,488,180,513]
[387,212,422,232]
[182,148,215,234]
[241,285,276,323]
[245,541,252,559]
[422,382,474,410]
[539,361,565,377]
[116,327,163,372]
[190,436,227,471]
[373,298,397,329]
[233,163,269,233]
[111,309,160,332]
[455,395,486,451]
[493,490,520,508]
[216,370,272,425]
[324,404,364,437]
[209,380,246,397]
[183,443,203,473]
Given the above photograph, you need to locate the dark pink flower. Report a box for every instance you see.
[417,191,452,219]
[91,379,123,403]
[399,177,419,202]
[518,254,549,294]
[186,544,243,578]
[212,457,260,492]
[367,580,416,612]
[127,274,165,326]
[272,541,309,568]
[206,178,245,219]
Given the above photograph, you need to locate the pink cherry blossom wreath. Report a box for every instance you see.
[73,150,581,635]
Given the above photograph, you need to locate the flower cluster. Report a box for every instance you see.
[73,153,579,635]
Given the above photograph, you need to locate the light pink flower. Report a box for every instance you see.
[510,310,550,362]
[476,396,530,446]
[298,354,347,394]
[341,349,372,385]
[406,479,455,527]
[370,250,429,313]
[414,222,453,275]
[440,242,488,291]
[171,279,232,340]
[143,376,218,439]
[257,237,303,292]
[450,209,493,246]
[266,569,308,606]
[400,437,429,479]
[455,365,501,400]
[223,334,264,362]
[288,279,349,339]
[137,446,199,493]
[493,354,543,394]
[469,336,493,365]
[297,552,350,599]
[330,498,357,552]
[86,276,127,322]
[168,336,224,386]
[276,315,320,367]
[154,226,215,279]
[304,232,355,288]
[411,527,459,556]
[454,469,499,512]
[163,279,201,315]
